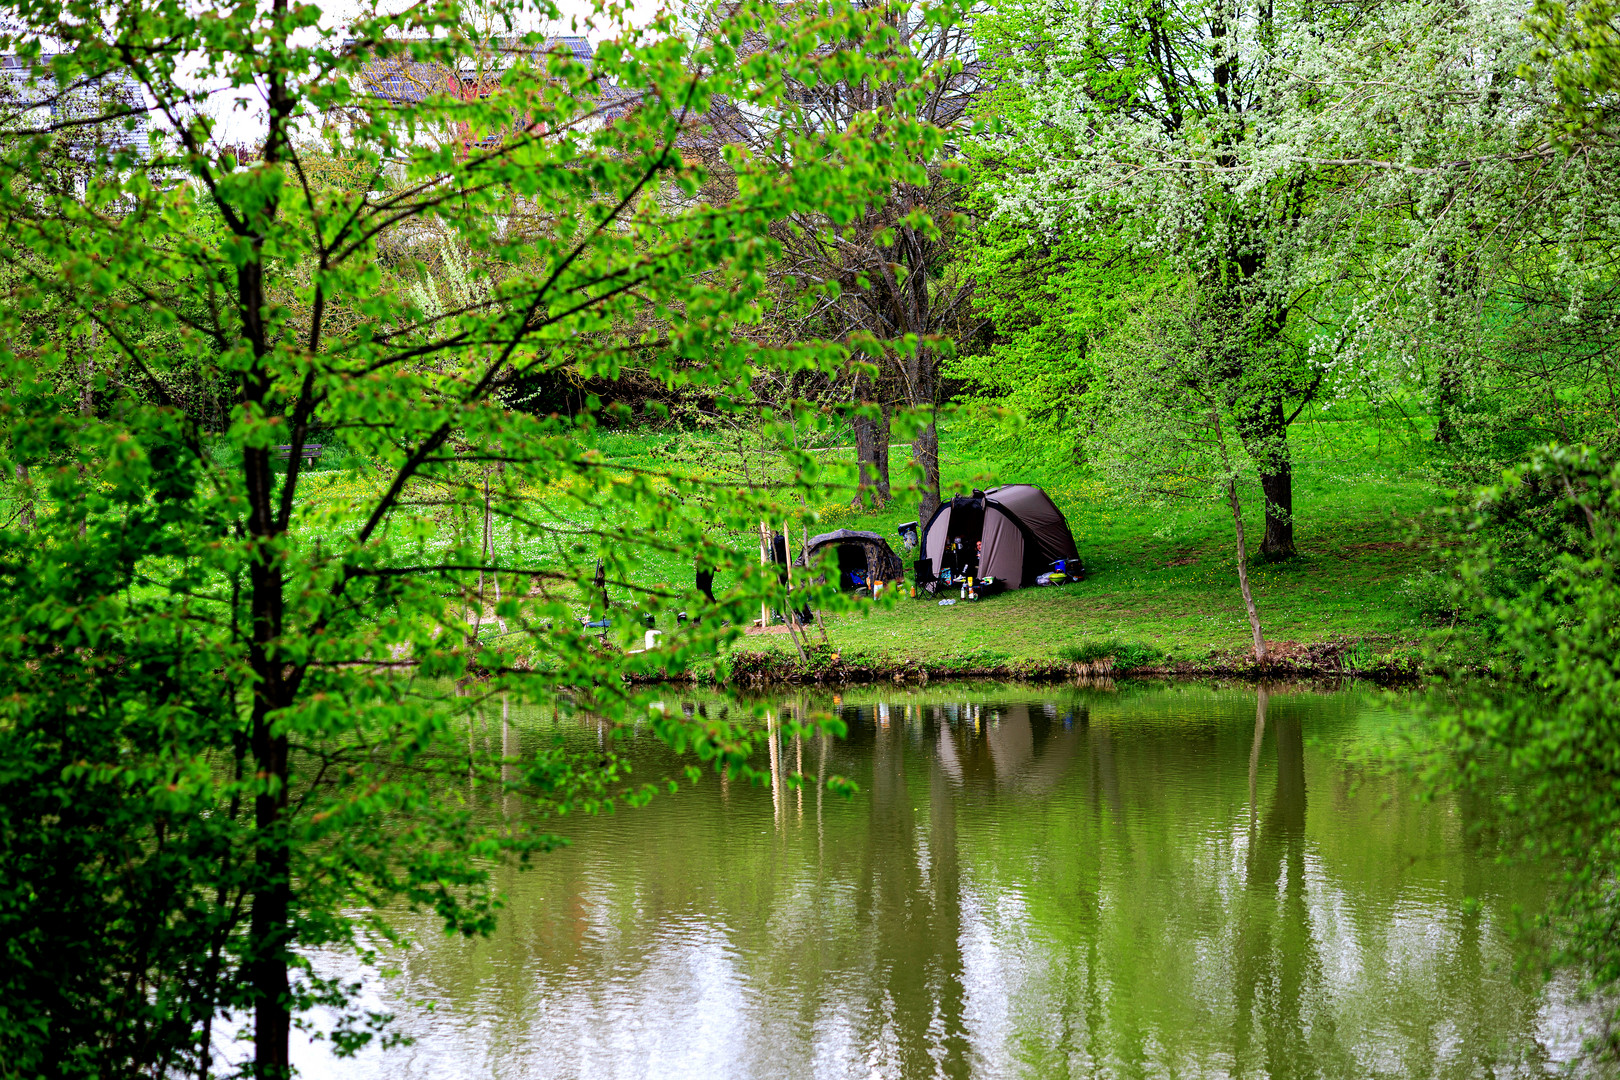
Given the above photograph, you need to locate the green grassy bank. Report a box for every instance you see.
[280,408,1464,681]
[713,413,1462,678]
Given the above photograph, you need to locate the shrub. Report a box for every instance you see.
[1398,568,1463,622]
[1059,640,1163,669]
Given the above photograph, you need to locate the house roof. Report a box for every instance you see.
[353,36,596,105]
[0,56,149,158]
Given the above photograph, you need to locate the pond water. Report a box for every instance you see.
[295,682,1593,1080]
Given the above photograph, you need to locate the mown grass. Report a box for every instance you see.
[727,411,1454,666]
[267,406,1458,671]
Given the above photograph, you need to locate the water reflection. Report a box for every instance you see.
[295,683,1587,1080]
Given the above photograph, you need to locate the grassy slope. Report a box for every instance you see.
[282,409,1453,671]
[734,413,1448,666]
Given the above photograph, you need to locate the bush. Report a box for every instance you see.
[1059,640,1163,669]
[1398,568,1462,622]
[1437,445,1620,1031]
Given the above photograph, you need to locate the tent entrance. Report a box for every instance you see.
[836,543,872,589]
[804,529,906,591]
[937,503,984,577]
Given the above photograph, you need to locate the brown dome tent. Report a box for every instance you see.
[919,485,1081,589]
[802,529,906,591]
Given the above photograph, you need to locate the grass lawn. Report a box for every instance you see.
[728,412,1451,666]
[282,406,1459,672]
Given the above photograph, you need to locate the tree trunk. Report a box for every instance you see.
[906,342,941,523]
[1237,400,1295,559]
[245,436,293,1080]
[758,520,771,630]
[1433,360,1459,446]
[77,341,93,538]
[851,405,890,508]
[913,415,940,525]
[874,403,891,505]
[14,464,32,530]
[240,92,295,1070]
[1258,458,1294,559]
[1201,256,1298,559]
[248,709,291,1080]
[1226,476,1267,663]
[1432,244,1470,447]
[851,412,874,507]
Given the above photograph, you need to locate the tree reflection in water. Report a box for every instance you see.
[289,684,1580,1080]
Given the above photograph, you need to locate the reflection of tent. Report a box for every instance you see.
[803,529,906,591]
[921,485,1081,589]
[932,702,1083,796]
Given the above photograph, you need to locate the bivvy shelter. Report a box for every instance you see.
[802,529,906,591]
[920,485,1082,589]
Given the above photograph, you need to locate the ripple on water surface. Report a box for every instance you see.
[288,683,1594,1080]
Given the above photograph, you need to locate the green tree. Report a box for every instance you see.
[1526,0,1620,137]
[1254,0,1620,479]
[0,0,940,1074]
[1438,445,1620,1054]
[698,0,983,522]
[971,0,1349,558]
[948,218,1163,471]
[1087,282,1277,660]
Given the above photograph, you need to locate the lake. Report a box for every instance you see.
[293,681,1593,1079]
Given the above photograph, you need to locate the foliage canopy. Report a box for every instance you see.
[0,0,954,1073]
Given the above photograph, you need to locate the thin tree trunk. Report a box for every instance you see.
[781,516,808,663]
[480,471,490,609]
[873,403,891,504]
[1226,477,1267,662]
[78,339,94,538]
[487,469,503,631]
[14,464,32,530]
[593,558,608,642]
[472,480,487,644]
[758,519,771,629]
[913,414,940,524]
[851,406,890,508]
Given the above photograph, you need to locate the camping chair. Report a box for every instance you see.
[914,558,935,592]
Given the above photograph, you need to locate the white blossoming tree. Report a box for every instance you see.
[973,0,1363,557]
[976,0,1620,484]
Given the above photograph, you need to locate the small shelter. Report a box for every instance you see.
[919,485,1081,589]
[802,529,906,591]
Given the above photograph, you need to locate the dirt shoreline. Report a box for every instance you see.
[626,638,1436,688]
